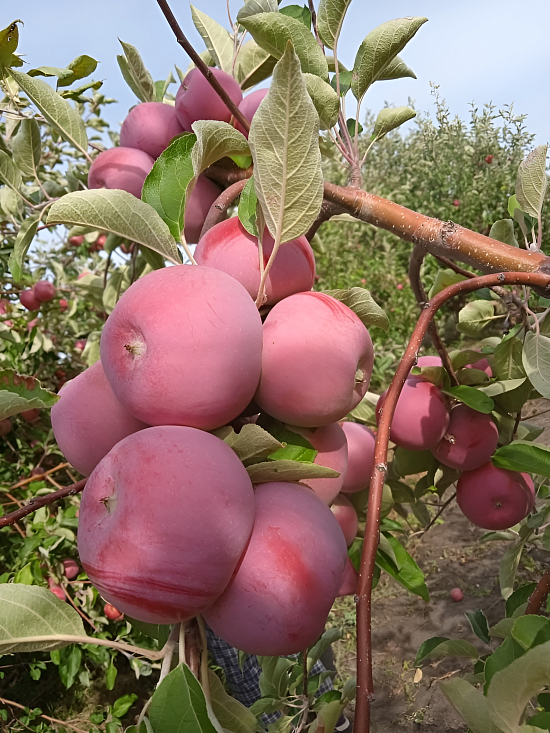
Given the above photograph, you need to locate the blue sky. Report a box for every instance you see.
[5,0,550,145]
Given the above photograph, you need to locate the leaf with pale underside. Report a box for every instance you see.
[247,460,338,484]
[190,6,234,74]
[0,149,22,193]
[372,106,416,140]
[142,133,197,241]
[237,0,279,23]
[523,331,550,399]
[191,120,250,179]
[47,190,181,264]
[10,69,89,157]
[0,369,59,420]
[377,55,416,81]
[212,423,283,465]
[324,287,389,331]
[457,300,497,337]
[490,219,518,248]
[0,584,85,655]
[239,13,329,79]
[351,17,427,101]
[439,678,506,733]
[238,176,259,236]
[515,145,548,219]
[317,0,353,50]
[9,213,40,281]
[208,669,257,733]
[12,118,41,178]
[235,39,277,90]
[249,43,323,242]
[117,40,155,103]
[303,73,340,129]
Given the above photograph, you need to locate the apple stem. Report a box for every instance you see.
[179,621,186,665]
[353,270,550,733]
[158,623,180,685]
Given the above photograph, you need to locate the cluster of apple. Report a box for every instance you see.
[377,355,535,530]
[19,279,57,312]
[50,205,381,655]
[86,67,266,244]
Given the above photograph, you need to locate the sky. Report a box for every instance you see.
[4,0,549,146]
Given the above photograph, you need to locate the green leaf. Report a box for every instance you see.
[47,190,181,265]
[106,656,117,690]
[249,42,323,242]
[117,40,155,103]
[515,145,548,219]
[239,12,329,79]
[257,418,317,463]
[191,120,250,179]
[208,669,257,733]
[307,628,343,673]
[235,40,277,90]
[237,0,279,23]
[477,377,526,397]
[9,213,40,282]
[376,535,429,601]
[351,17,428,101]
[492,440,550,477]
[112,694,138,719]
[126,618,171,647]
[0,149,22,193]
[511,615,550,651]
[457,300,497,337]
[523,332,550,399]
[499,541,526,600]
[58,644,82,689]
[154,71,175,103]
[27,65,74,82]
[465,610,491,645]
[0,584,86,656]
[323,287,389,331]
[526,712,550,731]
[506,583,537,618]
[303,73,340,129]
[441,385,494,413]
[348,391,379,425]
[279,5,311,29]
[0,369,59,420]
[246,459,338,484]
[149,663,218,733]
[238,176,259,236]
[257,656,294,699]
[372,106,416,140]
[493,337,525,380]
[12,118,41,179]
[415,637,479,666]
[10,69,89,158]
[377,55,416,81]
[0,20,23,69]
[439,677,506,733]
[141,133,196,240]
[317,0,353,50]
[393,447,436,477]
[190,6,234,73]
[428,268,468,299]
[490,219,518,247]
[213,423,283,465]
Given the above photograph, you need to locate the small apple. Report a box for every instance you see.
[62,558,80,580]
[59,299,69,311]
[68,235,85,247]
[175,68,243,131]
[20,408,40,423]
[75,339,87,352]
[452,199,460,207]
[34,281,56,303]
[104,603,124,621]
[20,289,41,311]
[48,577,65,601]
[450,587,464,602]
[340,422,376,494]
[0,419,13,437]
[485,155,493,164]
[119,101,184,159]
[88,147,155,199]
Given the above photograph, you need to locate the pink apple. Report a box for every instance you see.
[88,147,155,199]
[62,558,80,580]
[331,494,359,546]
[34,281,56,303]
[20,289,41,311]
[234,88,268,136]
[175,68,243,131]
[104,603,124,621]
[340,422,376,494]
[184,175,222,244]
[337,557,359,597]
[432,404,498,471]
[0,419,12,437]
[289,423,348,504]
[20,409,40,423]
[450,587,464,602]
[119,102,184,159]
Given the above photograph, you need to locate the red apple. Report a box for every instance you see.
[452,199,460,207]
[74,339,86,352]
[20,289,41,311]
[119,102,184,159]
[340,422,376,494]
[331,494,359,546]
[432,404,498,471]
[485,155,493,164]
[450,587,464,602]
[68,235,85,247]
[62,558,80,580]
[104,603,124,621]
[175,68,243,131]
[20,408,40,423]
[0,419,12,437]
[234,88,268,136]
[289,423,348,504]
[34,281,56,303]
[183,175,222,244]
[337,557,359,597]
[48,577,65,601]
[59,299,68,311]
[88,147,155,199]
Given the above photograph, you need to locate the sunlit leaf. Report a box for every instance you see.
[190,6,234,73]
[377,55,416,81]
[191,120,250,178]
[515,145,548,219]
[457,300,497,337]
[490,219,518,247]
[235,39,277,90]
[9,213,40,281]
[0,369,59,420]
[303,73,340,129]
[317,0,353,50]
[238,176,259,236]
[117,40,155,103]
[523,331,550,399]
[323,287,389,331]
[372,106,416,140]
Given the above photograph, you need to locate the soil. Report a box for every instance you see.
[329,399,550,732]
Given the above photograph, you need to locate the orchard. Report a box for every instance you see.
[0,3,549,733]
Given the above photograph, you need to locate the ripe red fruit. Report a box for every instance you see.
[203,481,347,656]
[340,422,376,493]
[34,281,56,303]
[452,199,460,207]
[331,493,359,546]
[88,147,155,199]
[255,291,374,427]
[450,587,464,602]
[0,299,9,315]
[78,426,255,624]
[289,423,349,504]
[175,68,243,131]
[62,558,80,580]
[20,408,40,423]
[183,176,222,244]
[68,235,85,247]
[59,299,68,311]
[30,467,45,478]
[51,360,148,476]
[48,577,65,601]
[376,377,450,451]
[119,102,184,159]
[457,462,535,530]
[0,419,13,437]
[20,289,41,311]
[89,234,107,252]
[195,217,316,305]
[485,155,493,164]
[104,603,124,621]
[432,404,499,471]
[234,88,268,136]
[467,356,493,377]
[100,266,263,430]
[74,339,86,352]
[337,557,359,597]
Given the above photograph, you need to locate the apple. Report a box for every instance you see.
[78,426,256,624]
[452,199,460,207]
[234,88,268,137]
[59,299,68,311]
[340,422,376,494]
[289,423,348,504]
[48,577,65,601]
[184,175,223,244]
[74,339,86,352]
[331,494,359,546]
[337,557,359,597]
[0,419,12,437]
[194,217,316,305]
[175,68,243,131]
[456,462,535,530]
[416,355,442,368]
[68,235,85,247]
[34,281,56,303]
[432,404,499,471]
[20,408,40,423]
[51,360,148,477]
[119,102,184,159]
[255,291,374,427]
[0,299,9,315]
[62,558,80,580]
[466,356,493,377]
[376,377,450,451]
[88,147,155,199]
[485,155,493,164]
[450,587,464,602]
[20,289,41,311]
[203,481,347,656]
[104,603,124,621]
[100,265,263,430]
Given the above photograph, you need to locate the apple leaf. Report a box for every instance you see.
[439,677,507,733]
[492,337,525,380]
[515,144,548,220]
[247,459,338,484]
[117,40,155,103]
[149,663,219,733]
[377,55,417,81]
[47,190,181,265]
[492,440,550,477]
[376,534,429,601]
[191,120,250,179]
[208,669,257,733]
[0,584,86,655]
[457,300,497,337]
[372,106,416,141]
[303,73,340,129]
[0,368,59,420]
[490,219,518,248]
[12,118,41,178]
[324,287,389,331]
[237,0,279,23]
[523,331,550,399]
[9,213,40,282]
[442,385,494,413]
[212,423,283,465]
[235,39,277,90]
[249,42,323,242]
[477,377,526,397]
[0,149,22,193]
[415,637,480,666]
[126,618,170,647]
[190,6,234,74]
[10,69,89,158]
[465,610,491,645]
[499,540,526,600]
[238,176,259,236]
[317,0,353,50]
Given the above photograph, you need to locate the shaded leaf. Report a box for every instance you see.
[126,618,170,647]
[12,118,41,178]
[372,106,416,140]
[523,331,550,399]
[0,149,22,192]
[9,213,39,282]
[323,287,389,331]
[457,300,497,337]
[506,583,537,618]
[208,669,256,733]
[0,20,23,70]
[490,219,518,248]
[279,5,311,29]
[442,385,494,413]
[493,337,525,380]
[212,423,283,465]
[0,369,59,420]
[235,40,277,90]
[465,610,491,645]
[415,637,479,666]
[439,678,506,733]
[376,534,429,601]
[238,176,259,236]
[191,6,234,73]
[246,459,338,484]
[428,268,467,299]
[377,55,416,81]
[499,541,525,600]
[492,440,550,477]
[515,145,548,219]
[237,0,279,23]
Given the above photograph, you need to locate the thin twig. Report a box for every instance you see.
[0,479,86,528]
[526,569,550,615]
[0,697,89,733]
[418,491,457,537]
[199,178,248,239]
[1,462,69,492]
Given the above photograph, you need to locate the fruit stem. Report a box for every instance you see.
[157,623,180,685]
[196,615,212,704]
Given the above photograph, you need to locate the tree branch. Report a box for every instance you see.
[155,0,251,134]
[526,569,550,615]
[353,270,550,733]
[0,479,86,528]
[199,179,248,239]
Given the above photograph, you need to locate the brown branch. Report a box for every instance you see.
[526,569,550,615]
[305,200,344,241]
[353,270,550,733]
[204,161,253,187]
[1,462,69,492]
[0,479,86,528]
[408,245,459,385]
[199,179,248,239]
[155,0,251,134]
